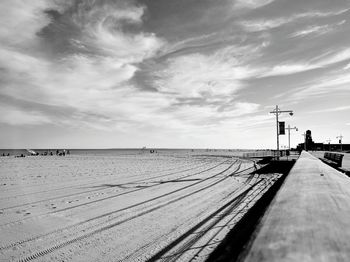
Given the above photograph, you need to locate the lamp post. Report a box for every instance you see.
[286,125,298,150]
[270,105,294,160]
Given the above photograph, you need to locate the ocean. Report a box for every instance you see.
[0,148,250,157]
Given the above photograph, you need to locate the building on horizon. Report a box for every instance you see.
[296,130,350,152]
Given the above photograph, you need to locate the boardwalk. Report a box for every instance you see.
[243,151,350,262]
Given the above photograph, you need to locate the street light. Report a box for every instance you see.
[286,125,298,150]
[270,105,294,160]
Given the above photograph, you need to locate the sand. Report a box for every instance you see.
[0,151,280,262]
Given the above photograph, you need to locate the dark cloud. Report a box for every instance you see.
[138,0,233,40]
[37,10,84,56]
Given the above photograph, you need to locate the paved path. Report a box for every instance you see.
[243,151,350,262]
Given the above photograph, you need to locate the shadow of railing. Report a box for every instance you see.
[206,161,295,262]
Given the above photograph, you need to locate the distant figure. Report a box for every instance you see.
[50,151,53,156]
[56,150,59,155]
[2,153,4,157]
[7,153,10,156]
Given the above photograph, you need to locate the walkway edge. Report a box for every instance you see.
[242,151,350,262]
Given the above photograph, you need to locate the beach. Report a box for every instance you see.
[0,150,280,261]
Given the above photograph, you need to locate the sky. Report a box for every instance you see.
[0,0,349,149]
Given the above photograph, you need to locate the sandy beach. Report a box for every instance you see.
[0,150,280,261]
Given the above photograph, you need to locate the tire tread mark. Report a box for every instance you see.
[0,159,230,228]
[145,181,262,262]
[188,176,279,261]
[3,159,239,253]
[16,160,240,262]
[1,159,214,209]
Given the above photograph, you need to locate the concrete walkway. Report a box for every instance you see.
[243,151,350,262]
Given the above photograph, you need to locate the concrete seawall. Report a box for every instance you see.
[243,151,350,261]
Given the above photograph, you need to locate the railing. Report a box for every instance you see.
[243,150,292,158]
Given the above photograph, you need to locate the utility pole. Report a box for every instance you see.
[286,125,298,150]
[336,135,343,151]
[270,105,294,160]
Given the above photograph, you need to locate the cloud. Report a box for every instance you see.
[290,19,347,38]
[311,48,350,67]
[71,1,164,61]
[234,0,274,9]
[261,64,317,76]
[154,54,244,98]
[0,0,53,47]
[153,45,261,99]
[152,101,261,133]
[290,24,332,37]
[309,106,350,113]
[255,46,350,77]
[1,0,349,149]
[0,106,52,126]
[239,9,349,32]
[239,18,288,32]
[278,71,350,102]
[0,0,167,129]
[2,0,264,132]
[231,102,260,114]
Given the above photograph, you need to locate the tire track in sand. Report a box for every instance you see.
[0,159,230,229]
[15,160,242,262]
[1,159,239,254]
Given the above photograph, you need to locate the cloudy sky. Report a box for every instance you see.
[0,0,349,149]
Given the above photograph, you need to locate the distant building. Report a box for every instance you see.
[297,130,350,152]
[305,130,313,151]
